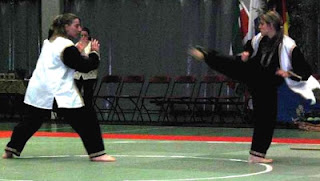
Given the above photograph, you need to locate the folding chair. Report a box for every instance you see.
[140,75,171,122]
[93,75,122,121]
[191,74,221,122]
[209,75,248,123]
[114,75,145,121]
[162,75,197,122]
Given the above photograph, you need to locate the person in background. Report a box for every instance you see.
[74,27,98,108]
[2,13,115,162]
[189,10,320,163]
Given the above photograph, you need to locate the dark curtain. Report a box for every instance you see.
[287,0,320,73]
[0,0,41,76]
[0,0,238,79]
[64,0,238,80]
[0,0,319,79]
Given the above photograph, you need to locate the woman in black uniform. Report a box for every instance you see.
[189,10,317,163]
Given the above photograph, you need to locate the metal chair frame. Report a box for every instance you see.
[113,75,145,121]
[139,75,172,122]
[162,75,197,122]
[93,75,123,121]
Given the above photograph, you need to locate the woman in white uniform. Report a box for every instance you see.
[74,27,98,108]
[2,13,115,162]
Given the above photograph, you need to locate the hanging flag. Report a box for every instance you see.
[267,0,289,35]
[248,0,263,40]
[229,0,255,107]
[239,0,249,44]
[230,0,249,55]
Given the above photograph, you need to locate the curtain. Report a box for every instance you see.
[0,0,238,79]
[64,0,238,80]
[0,0,41,76]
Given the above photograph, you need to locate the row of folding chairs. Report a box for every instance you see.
[93,74,251,123]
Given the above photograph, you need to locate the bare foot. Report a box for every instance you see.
[2,151,13,159]
[188,48,205,61]
[90,154,116,162]
[248,155,273,163]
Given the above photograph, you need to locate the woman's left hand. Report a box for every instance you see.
[91,39,100,52]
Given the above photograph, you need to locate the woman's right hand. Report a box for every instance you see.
[76,41,86,53]
[241,51,250,62]
[91,39,100,52]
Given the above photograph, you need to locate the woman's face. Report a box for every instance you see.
[65,18,82,39]
[80,30,89,41]
[259,20,274,38]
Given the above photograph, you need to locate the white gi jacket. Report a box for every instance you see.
[24,37,84,109]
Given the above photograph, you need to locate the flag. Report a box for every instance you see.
[239,0,249,44]
[248,0,263,40]
[231,0,262,55]
[267,0,289,35]
[230,0,256,107]
[230,0,249,55]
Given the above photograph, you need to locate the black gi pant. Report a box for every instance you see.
[5,103,105,158]
[204,52,280,158]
